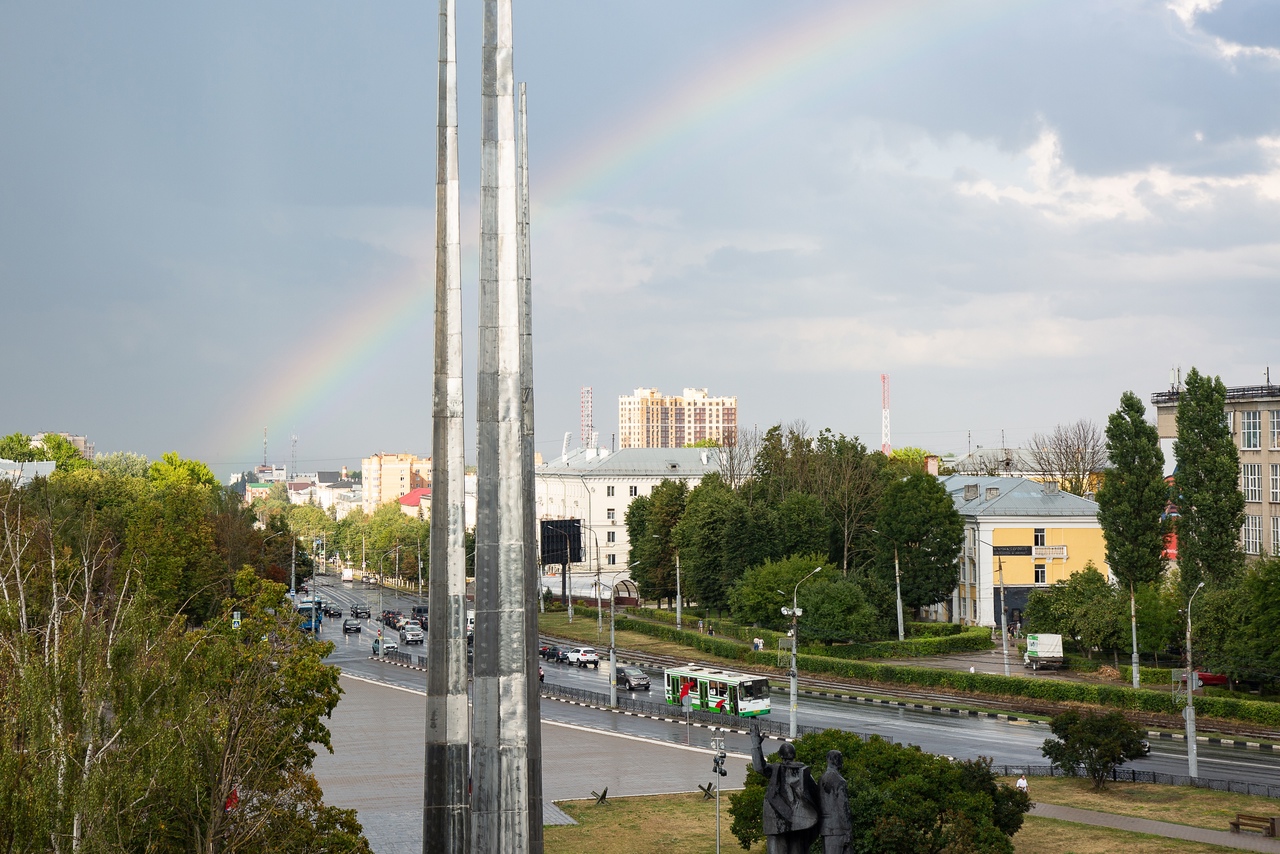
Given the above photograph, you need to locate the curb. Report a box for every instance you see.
[1144,729,1280,752]
[796,687,1042,726]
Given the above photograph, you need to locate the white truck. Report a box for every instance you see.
[1023,633,1064,670]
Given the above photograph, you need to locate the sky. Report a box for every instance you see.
[2,0,1278,480]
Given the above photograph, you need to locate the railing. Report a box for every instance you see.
[989,764,1280,799]
[1033,545,1068,560]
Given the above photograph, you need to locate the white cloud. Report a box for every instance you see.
[1169,0,1280,62]
[955,127,1280,224]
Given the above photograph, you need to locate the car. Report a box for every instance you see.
[350,604,371,618]
[555,647,570,663]
[539,644,552,659]
[323,604,343,618]
[372,637,398,655]
[399,620,425,645]
[567,647,599,668]
[342,618,362,633]
[616,666,650,690]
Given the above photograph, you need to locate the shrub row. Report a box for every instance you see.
[613,616,754,662]
[1119,664,1175,686]
[906,622,965,638]
[804,626,993,660]
[622,607,786,651]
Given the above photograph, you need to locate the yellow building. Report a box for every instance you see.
[361,452,431,515]
[931,475,1108,628]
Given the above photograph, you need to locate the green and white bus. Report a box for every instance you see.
[663,665,771,717]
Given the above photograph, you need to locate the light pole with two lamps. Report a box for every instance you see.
[975,539,1011,677]
[781,566,822,738]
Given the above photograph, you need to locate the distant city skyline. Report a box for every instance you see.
[3,2,1277,481]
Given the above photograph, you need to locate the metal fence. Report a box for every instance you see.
[988,764,1280,799]
[539,681,885,742]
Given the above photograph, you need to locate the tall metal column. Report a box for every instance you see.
[518,82,544,854]
[473,0,533,848]
[424,0,469,848]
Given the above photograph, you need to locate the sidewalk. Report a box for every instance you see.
[1031,803,1280,852]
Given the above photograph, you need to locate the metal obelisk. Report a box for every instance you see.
[473,0,534,848]
[424,0,469,849]
[518,81,544,854]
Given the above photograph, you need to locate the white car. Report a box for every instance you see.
[399,621,424,645]
[567,647,599,668]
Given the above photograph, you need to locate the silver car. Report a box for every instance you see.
[399,620,425,645]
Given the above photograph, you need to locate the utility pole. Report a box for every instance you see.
[782,566,821,738]
[1186,581,1204,779]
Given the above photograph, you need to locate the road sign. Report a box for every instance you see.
[231,611,241,630]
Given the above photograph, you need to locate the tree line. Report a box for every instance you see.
[0,437,370,852]
[624,425,965,644]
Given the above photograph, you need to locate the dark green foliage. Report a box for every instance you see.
[1041,710,1149,790]
[802,626,993,659]
[673,474,765,612]
[794,575,880,644]
[727,553,829,633]
[626,479,689,602]
[728,729,1030,852]
[1174,368,1245,596]
[1097,391,1169,590]
[771,491,829,560]
[874,473,964,609]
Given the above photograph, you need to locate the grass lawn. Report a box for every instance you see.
[1009,776,1280,832]
[542,792,1247,854]
[1015,816,1238,853]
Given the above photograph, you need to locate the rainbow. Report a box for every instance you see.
[213,0,1033,469]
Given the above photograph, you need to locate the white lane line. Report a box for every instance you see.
[542,719,751,759]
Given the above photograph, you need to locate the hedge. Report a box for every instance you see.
[603,615,1280,728]
[623,607,786,651]
[805,627,993,660]
[1119,665,1175,686]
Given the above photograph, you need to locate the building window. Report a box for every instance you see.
[1273,516,1280,556]
[1034,528,1046,547]
[607,554,617,565]
[1242,411,1262,450]
[606,485,615,497]
[1225,409,1234,434]
[1244,515,1262,555]
[1272,411,1280,449]
[1243,464,1262,502]
[1272,464,1280,503]
[1034,563,1046,584]
[960,598,967,618]
[606,508,616,522]
[606,531,616,543]
[629,485,639,497]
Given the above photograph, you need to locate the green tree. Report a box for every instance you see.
[797,575,880,644]
[1041,710,1149,790]
[0,432,38,461]
[35,434,91,473]
[729,553,827,633]
[1097,391,1170,685]
[1174,368,1245,596]
[626,479,688,605]
[768,491,828,560]
[94,450,151,478]
[811,430,883,576]
[730,729,1030,853]
[873,473,964,610]
[149,450,219,489]
[672,473,761,613]
[1022,563,1124,659]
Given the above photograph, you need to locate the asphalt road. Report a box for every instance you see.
[310,574,1280,787]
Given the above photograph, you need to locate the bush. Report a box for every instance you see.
[805,626,992,660]
[907,621,964,638]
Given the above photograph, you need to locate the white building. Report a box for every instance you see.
[534,447,721,594]
[618,387,738,449]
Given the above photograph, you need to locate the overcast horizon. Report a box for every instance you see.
[3,1,1278,481]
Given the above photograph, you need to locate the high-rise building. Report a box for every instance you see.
[1152,380,1280,558]
[361,452,431,515]
[618,387,737,449]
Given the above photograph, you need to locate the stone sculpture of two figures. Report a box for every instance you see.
[750,723,852,854]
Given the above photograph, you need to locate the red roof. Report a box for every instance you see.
[398,487,431,506]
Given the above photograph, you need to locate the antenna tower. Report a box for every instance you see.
[580,386,593,449]
[881,373,892,456]
[262,427,268,467]
[291,433,298,480]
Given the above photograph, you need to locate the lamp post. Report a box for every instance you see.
[781,566,822,738]
[1185,580,1205,779]
[975,539,1011,677]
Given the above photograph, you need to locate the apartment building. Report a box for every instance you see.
[1152,381,1280,557]
[934,475,1107,628]
[534,447,721,592]
[618,387,738,449]
[361,452,430,515]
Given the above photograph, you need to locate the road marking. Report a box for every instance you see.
[543,719,751,760]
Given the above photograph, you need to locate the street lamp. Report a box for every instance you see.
[1185,580,1205,779]
[653,535,682,630]
[781,566,822,738]
[872,529,905,642]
